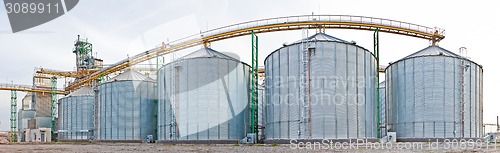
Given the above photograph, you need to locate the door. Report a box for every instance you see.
[41,134,45,142]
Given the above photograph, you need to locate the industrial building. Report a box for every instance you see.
[16,76,54,142]
[17,109,35,142]
[17,93,35,142]
[23,128,52,142]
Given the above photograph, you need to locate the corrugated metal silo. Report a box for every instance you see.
[157,48,250,142]
[96,70,156,141]
[264,33,378,140]
[58,86,95,141]
[385,45,483,139]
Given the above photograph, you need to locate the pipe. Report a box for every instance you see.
[461,60,465,138]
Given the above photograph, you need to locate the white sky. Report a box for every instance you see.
[0,0,498,132]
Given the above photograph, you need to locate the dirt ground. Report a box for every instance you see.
[0,142,499,153]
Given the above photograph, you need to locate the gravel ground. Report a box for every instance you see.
[1,142,499,153]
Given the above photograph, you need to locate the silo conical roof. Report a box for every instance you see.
[67,86,94,97]
[180,47,237,60]
[107,69,155,83]
[403,45,461,59]
[292,33,350,44]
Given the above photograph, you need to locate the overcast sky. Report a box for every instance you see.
[0,0,498,132]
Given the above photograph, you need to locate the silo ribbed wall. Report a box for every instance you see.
[58,95,94,140]
[96,79,156,141]
[264,33,378,140]
[158,50,251,142]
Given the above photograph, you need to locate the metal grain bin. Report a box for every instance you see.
[96,70,156,141]
[264,33,378,140]
[157,48,250,142]
[385,46,483,138]
[58,86,95,141]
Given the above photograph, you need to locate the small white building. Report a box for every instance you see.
[23,128,51,142]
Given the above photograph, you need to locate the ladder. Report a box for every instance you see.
[171,64,179,140]
[460,58,469,138]
[459,47,469,138]
[170,52,179,140]
[300,29,311,138]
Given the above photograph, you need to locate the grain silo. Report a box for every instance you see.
[264,33,378,141]
[57,86,95,141]
[157,47,250,143]
[385,45,483,139]
[95,70,156,142]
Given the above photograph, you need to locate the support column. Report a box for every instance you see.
[250,31,259,142]
[10,90,17,142]
[51,77,57,141]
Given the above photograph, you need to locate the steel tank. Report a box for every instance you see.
[264,33,378,140]
[58,86,95,141]
[96,70,156,141]
[157,48,250,142]
[385,46,483,138]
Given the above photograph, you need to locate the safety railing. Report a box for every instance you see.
[0,83,66,93]
[67,15,445,91]
[170,15,444,45]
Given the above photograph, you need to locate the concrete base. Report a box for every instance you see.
[157,140,239,144]
[58,139,91,142]
[396,138,482,142]
[94,140,143,143]
[263,138,380,144]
